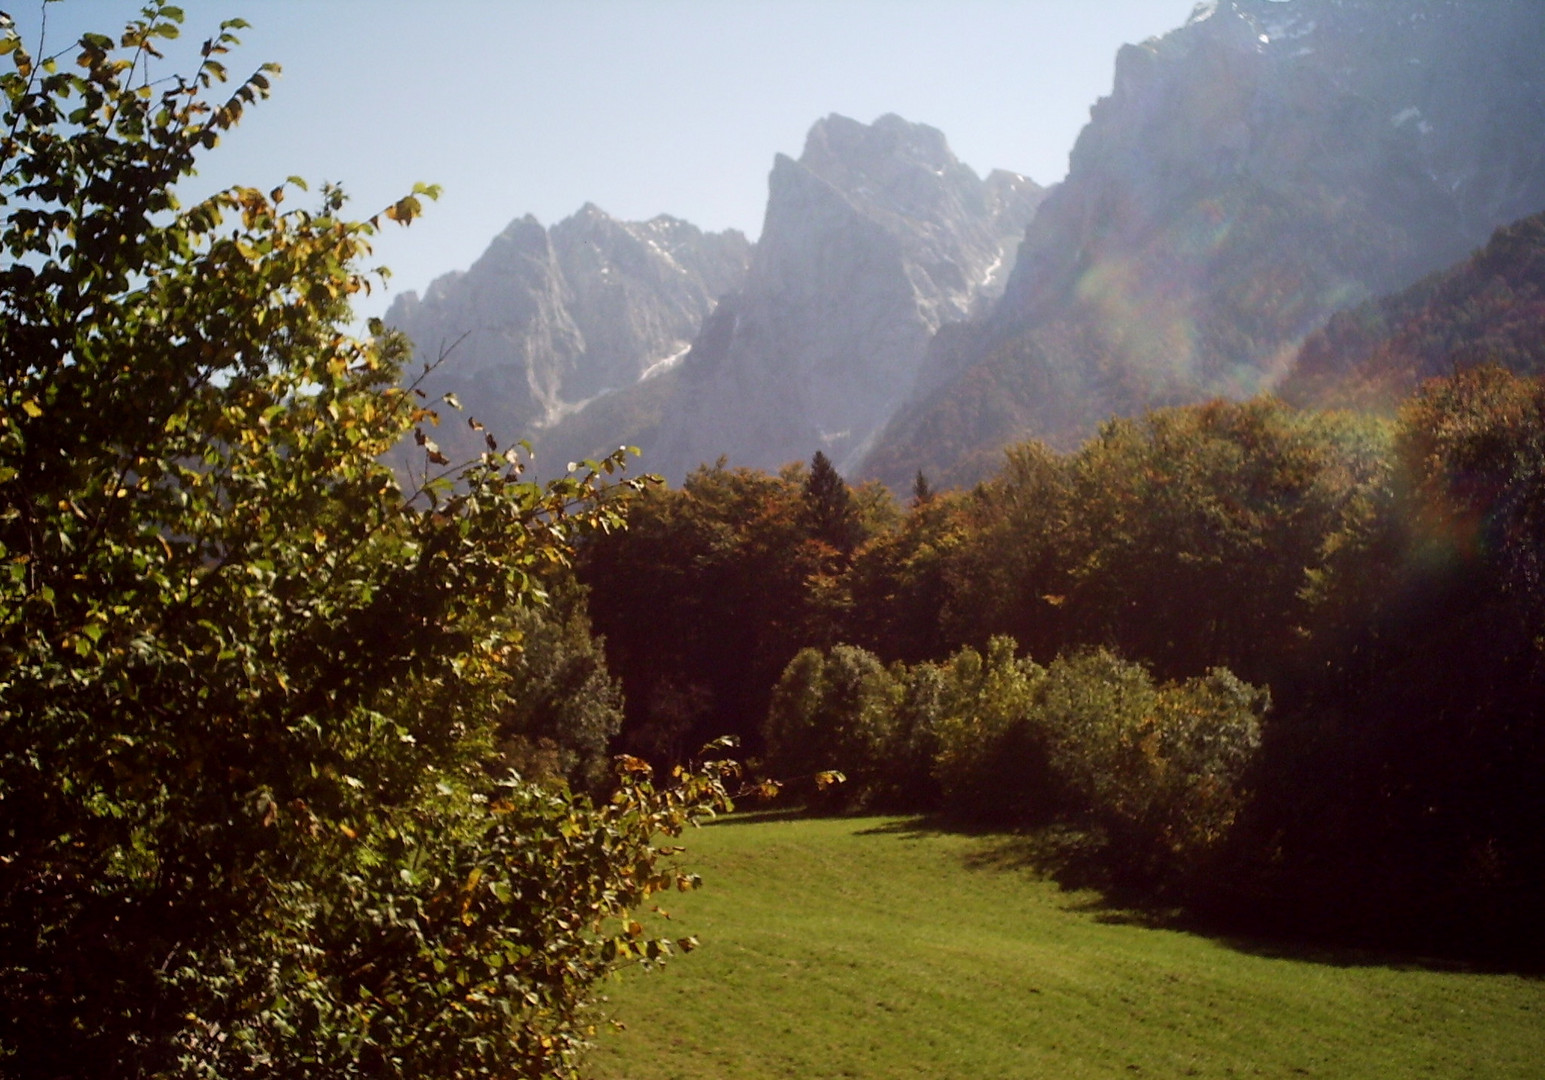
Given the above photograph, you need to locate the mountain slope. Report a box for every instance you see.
[384,206,751,464]
[863,0,1545,489]
[1279,210,1545,411]
[539,114,1044,482]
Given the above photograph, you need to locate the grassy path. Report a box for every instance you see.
[587,814,1544,1079]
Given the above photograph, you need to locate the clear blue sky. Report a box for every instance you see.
[12,1,1193,315]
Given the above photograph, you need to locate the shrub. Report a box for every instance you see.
[0,10,729,1075]
[764,644,900,806]
[1039,651,1267,884]
[931,638,1051,825]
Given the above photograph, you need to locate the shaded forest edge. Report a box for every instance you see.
[576,364,1545,968]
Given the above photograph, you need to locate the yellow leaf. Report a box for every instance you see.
[383,195,421,224]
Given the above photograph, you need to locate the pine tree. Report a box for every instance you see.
[803,450,864,556]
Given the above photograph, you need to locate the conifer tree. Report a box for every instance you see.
[802,449,864,556]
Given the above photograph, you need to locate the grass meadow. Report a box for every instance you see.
[587,814,1544,1079]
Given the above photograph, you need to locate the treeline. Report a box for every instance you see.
[579,367,1545,960]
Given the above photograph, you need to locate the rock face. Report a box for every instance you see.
[384,206,751,463]
[542,114,1044,482]
[862,0,1545,489]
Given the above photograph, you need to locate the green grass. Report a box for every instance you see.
[586,814,1545,1079]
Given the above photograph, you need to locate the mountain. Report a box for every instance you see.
[384,206,751,464]
[1279,210,1545,411]
[535,114,1044,482]
[862,0,1545,489]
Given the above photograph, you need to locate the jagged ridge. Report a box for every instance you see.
[385,206,751,465]
[861,0,1545,490]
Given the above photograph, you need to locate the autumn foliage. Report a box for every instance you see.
[0,8,733,1076]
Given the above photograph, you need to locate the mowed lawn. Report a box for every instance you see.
[587,814,1544,1079]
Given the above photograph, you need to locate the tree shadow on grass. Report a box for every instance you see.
[851,815,949,840]
[857,815,1545,976]
[699,805,825,828]
[1202,932,1543,975]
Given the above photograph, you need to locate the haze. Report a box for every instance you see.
[12,0,1191,314]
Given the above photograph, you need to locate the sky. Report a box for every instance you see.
[10,0,1194,317]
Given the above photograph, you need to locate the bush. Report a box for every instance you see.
[1039,652,1267,884]
[772,636,1267,882]
[931,638,1051,824]
[764,644,900,807]
[0,10,728,1076]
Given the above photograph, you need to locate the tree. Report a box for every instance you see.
[1234,367,1545,957]
[0,9,730,1076]
[841,486,962,664]
[763,644,898,807]
[495,577,626,794]
[1035,651,1266,887]
[802,449,865,557]
[930,637,1051,825]
[1060,399,1390,684]
[936,439,1071,658]
[911,469,933,507]
[580,460,831,760]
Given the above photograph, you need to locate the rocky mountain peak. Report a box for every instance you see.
[799,112,959,187]
[462,214,557,283]
[785,113,1007,260]
[862,0,1545,490]
[384,203,752,464]
[609,113,1046,481]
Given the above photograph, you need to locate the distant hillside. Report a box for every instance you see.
[862,0,1545,490]
[1280,211,1545,411]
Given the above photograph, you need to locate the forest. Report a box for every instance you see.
[1,6,1541,1079]
[578,375,1545,961]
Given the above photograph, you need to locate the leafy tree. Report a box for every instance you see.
[762,648,829,782]
[936,439,1072,659]
[1061,399,1390,685]
[581,460,831,760]
[495,577,626,794]
[1037,651,1266,887]
[884,660,949,808]
[930,637,1051,825]
[841,485,963,664]
[1236,367,1545,956]
[763,644,899,807]
[0,9,729,1076]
